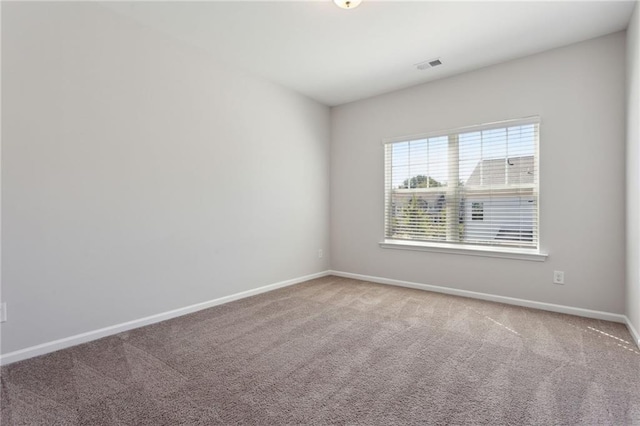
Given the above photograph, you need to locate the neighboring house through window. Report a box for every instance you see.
[383,117,539,251]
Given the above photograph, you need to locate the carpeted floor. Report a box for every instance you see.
[1,276,639,425]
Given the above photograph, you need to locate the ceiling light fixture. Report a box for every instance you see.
[333,0,362,10]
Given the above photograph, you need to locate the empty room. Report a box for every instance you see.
[1,0,640,424]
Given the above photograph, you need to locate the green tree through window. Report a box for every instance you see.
[399,175,442,189]
[392,194,446,240]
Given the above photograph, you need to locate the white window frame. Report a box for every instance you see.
[380,117,547,262]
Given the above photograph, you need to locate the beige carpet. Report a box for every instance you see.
[1,276,639,425]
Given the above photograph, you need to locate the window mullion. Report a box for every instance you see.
[447,134,460,242]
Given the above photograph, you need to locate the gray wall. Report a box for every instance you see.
[1,3,330,354]
[331,33,626,314]
[627,2,640,337]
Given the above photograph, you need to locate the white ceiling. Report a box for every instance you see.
[103,1,636,106]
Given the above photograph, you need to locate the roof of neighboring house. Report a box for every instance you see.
[465,155,535,186]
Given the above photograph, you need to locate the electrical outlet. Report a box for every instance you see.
[318,249,323,259]
[553,271,565,285]
[0,303,6,322]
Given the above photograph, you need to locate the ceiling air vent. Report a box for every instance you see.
[416,58,443,70]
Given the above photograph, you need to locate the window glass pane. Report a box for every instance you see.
[427,136,448,187]
[507,124,536,185]
[459,131,481,187]
[391,141,410,189]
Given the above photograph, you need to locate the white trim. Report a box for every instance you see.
[382,116,540,145]
[0,270,331,366]
[329,270,626,323]
[380,240,548,262]
[625,316,640,349]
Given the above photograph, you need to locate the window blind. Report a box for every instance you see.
[384,118,539,250]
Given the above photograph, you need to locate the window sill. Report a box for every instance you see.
[379,240,548,262]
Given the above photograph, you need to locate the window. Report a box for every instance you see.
[383,117,539,252]
[471,202,484,221]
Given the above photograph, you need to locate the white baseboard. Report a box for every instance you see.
[0,270,331,366]
[625,316,640,349]
[329,270,627,324]
[3,269,637,365]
